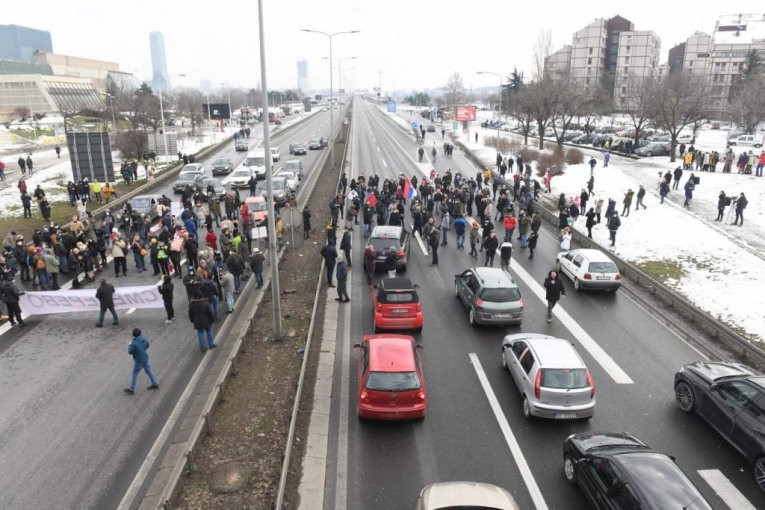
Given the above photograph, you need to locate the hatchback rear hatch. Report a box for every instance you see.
[478,287,523,318]
[586,261,620,282]
[364,371,422,408]
[378,290,420,319]
[538,368,594,408]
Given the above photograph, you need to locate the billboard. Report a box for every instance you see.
[387,100,396,113]
[456,105,477,122]
[66,132,115,183]
[202,103,231,120]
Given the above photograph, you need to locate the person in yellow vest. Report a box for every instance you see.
[483,168,492,183]
[91,180,103,203]
[683,151,693,171]
[103,182,115,203]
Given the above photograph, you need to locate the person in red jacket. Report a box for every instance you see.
[205,229,218,251]
[756,151,765,177]
[503,212,518,242]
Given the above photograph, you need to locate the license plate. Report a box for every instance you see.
[596,275,611,280]
[493,314,510,318]
[392,309,408,314]
[554,413,578,419]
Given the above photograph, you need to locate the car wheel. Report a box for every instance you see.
[373,324,380,334]
[501,350,508,370]
[522,395,533,420]
[400,264,407,273]
[557,261,562,273]
[675,381,695,413]
[646,151,653,157]
[574,278,581,291]
[755,457,765,492]
[564,454,578,485]
[414,326,422,334]
[469,307,477,327]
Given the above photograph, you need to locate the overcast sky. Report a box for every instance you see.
[5,1,764,94]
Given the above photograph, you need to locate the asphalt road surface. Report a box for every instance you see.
[320,98,762,509]
[0,107,342,510]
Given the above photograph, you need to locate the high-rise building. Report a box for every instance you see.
[297,59,309,94]
[613,30,661,107]
[0,24,53,63]
[149,31,170,92]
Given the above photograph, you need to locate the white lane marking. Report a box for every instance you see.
[381,158,388,168]
[508,258,634,384]
[369,105,428,177]
[376,146,380,152]
[334,270,352,510]
[414,231,428,256]
[126,308,136,315]
[698,469,756,510]
[469,353,549,510]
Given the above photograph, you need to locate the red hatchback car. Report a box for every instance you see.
[354,334,427,420]
[371,278,424,333]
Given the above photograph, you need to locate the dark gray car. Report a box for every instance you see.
[454,267,523,326]
[211,158,234,175]
[635,141,670,157]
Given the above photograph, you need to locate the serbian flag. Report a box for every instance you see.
[404,177,417,200]
[365,192,377,208]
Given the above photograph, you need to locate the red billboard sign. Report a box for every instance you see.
[456,105,477,122]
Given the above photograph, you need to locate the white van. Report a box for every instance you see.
[243,150,267,179]
[729,134,763,148]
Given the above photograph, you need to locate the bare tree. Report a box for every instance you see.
[621,75,656,148]
[175,89,206,136]
[728,77,765,134]
[13,105,31,122]
[509,87,535,146]
[549,79,587,150]
[649,74,711,162]
[526,79,558,149]
[533,30,552,81]
[444,72,465,114]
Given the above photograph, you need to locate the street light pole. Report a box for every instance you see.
[301,28,360,170]
[323,56,356,105]
[477,71,503,167]
[258,0,283,340]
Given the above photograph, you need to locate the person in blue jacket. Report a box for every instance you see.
[124,328,159,395]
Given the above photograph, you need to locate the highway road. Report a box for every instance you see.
[0,106,343,510]
[320,98,762,509]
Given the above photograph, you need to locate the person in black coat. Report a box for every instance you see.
[340,228,352,268]
[483,232,499,267]
[716,191,727,221]
[733,193,748,226]
[95,278,118,327]
[158,275,174,323]
[527,231,539,259]
[585,208,597,238]
[543,270,566,323]
[189,295,216,352]
[320,242,337,287]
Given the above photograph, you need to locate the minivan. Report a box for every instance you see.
[243,150,267,179]
[728,134,763,148]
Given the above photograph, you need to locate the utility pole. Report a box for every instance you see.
[258,0,283,340]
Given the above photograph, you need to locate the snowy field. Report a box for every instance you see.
[446,120,765,342]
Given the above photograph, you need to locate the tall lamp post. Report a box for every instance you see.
[322,56,356,103]
[301,28,360,170]
[477,71,503,166]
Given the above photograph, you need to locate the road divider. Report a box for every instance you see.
[469,353,549,510]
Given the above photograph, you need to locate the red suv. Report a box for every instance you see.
[371,278,423,333]
[354,335,426,420]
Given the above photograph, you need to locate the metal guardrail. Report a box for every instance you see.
[453,138,765,370]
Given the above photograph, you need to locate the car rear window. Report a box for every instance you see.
[366,371,420,392]
[379,291,418,303]
[369,239,401,252]
[480,287,520,302]
[588,262,618,273]
[542,368,587,389]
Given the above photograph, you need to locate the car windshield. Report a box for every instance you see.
[309,139,320,144]
[285,163,300,171]
[181,165,201,173]
[369,238,401,252]
[588,262,618,273]
[214,160,229,166]
[366,371,420,392]
[480,287,521,302]
[233,170,250,177]
[250,201,267,212]
[379,291,418,303]
[131,197,151,209]
[178,174,196,181]
[272,181,285,191]
[202,179,221,188]
[245,156,266,167]
[542,368,587,389]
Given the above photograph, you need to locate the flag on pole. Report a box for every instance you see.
[404,177,417,200]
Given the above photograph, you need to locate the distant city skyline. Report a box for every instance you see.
[149,31,169,92]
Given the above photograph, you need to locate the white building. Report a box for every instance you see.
[613,31,662,108]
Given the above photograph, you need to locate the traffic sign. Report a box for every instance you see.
[387,100,396,113]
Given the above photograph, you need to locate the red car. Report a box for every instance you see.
[354,334,426,420]
[371,278,424,333]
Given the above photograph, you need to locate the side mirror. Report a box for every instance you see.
[414,284,420,289]
[709,383,719,392]
[502,342,511,349]
[416,344,424,350]
[353,343,361,349]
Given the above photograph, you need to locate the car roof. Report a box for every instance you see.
[182,163,202,170]
[379,277,415,291]
[370,225,402,238]
[364,335,416,372]
[525,337,584,368]
[245,196,265,204]
[418,481,519,510]
[568,249,614,262]
[472,267,516,288]
[614,452,711,509]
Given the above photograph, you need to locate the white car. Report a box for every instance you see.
[416,481,519,510]
[243,151,267,180]
[270,147,281,162]
[278,169,300,191]
[222,168,253,189]
[179,163,205,177]
[556,248,621,292]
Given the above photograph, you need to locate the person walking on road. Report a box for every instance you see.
[124,328,159,394]
[112,235,128,277]
[560,227,572,252]
[340,228,352,268]
[673,166,683,190]
[622,189,634,217]
[189,293,217,352]
[733,193,748,226]
[95,278,119,327]
[428,227,440,265]
[320,242,338,287]
[527,231,539,260]
[335,254,350,302]
[364,245,376,284]
[220,268,235,313]
[683,176,695,208]
[158,275,174,323]
[483,231,499,267]
[249,248,265,288]
[26,155,33,175]
[17,156,26,175]
[0,277,26,326]
[499,239,513,271]
[543,270,566,323]
[469,223,480,258]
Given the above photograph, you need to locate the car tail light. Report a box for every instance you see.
[586,369,595,398]
[475,297,484,308]
[416,303,422,313]
[583,273,592,280]
[519,297,525,308]
[360,390,370,403]
[397,249,406,257]
[416,390,426,401]
[534,370,542,399]
[615,273,622,281]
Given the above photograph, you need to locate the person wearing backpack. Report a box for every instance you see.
[124,328,159,395]
[733,193,748,226]
[683,176,696,208]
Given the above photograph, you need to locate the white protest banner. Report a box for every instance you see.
[19,285,164,316]
[170,202,183,217]
[251,226,268,239]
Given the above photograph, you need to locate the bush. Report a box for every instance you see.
[565,148,584,165]
[483,135,514,154]
[113,131,148,160]
[537,149,566,176]
[518,147,540,162]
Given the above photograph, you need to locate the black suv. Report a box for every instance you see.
[564,432,712,509]
[289,142,307,155]
[367,226,410,272]
[675,361,765,491]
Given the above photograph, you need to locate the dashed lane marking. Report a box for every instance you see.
[470,353,549,510]
[413,231,428,256]
[381,158,388,168]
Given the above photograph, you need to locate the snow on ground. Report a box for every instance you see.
[444,120,765,342]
